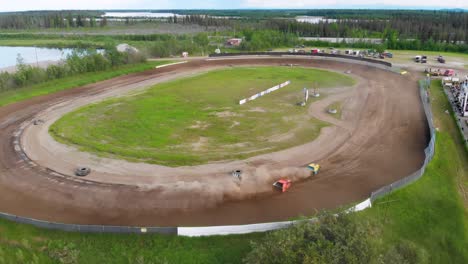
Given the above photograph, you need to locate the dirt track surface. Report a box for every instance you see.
[0,57,429,226]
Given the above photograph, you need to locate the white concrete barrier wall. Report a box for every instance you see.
[179,199,372,237]
[178,220,294,237]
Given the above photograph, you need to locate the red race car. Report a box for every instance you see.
[273,179,292,192]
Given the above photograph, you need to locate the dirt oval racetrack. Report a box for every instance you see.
[0,57,429,226]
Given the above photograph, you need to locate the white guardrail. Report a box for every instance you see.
[155,61,188,69]
[179,198,371,237]
[239,81,291,105]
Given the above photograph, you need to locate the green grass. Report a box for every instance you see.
[326,101,343,119]
[357,80,468,263]
[50,66,355,166]
[0,61,173,107]
[0,216,263,263]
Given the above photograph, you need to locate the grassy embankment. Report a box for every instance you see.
[0,61,173,108]
[50,67,354,166]
[0,219,263,263]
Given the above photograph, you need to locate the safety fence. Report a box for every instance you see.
[0,211,177,234]
[0,58,434,236]
[209,52,392,68]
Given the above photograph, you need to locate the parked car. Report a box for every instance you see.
[437,56,446,63]
[444,69,455,76]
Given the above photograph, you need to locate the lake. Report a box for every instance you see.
[0,46,74,69]
[296,16,338,24]
[102,12,177,18]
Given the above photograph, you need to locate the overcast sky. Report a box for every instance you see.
[0,0,466,12]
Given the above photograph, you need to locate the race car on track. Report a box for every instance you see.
[273,179,292,192]
[307,163,320,175]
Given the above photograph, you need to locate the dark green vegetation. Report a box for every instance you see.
[0,9,467,53]
[0,60,172,107]
[50,67,354,166]
[245,213,427,264]
[0,47,146,93]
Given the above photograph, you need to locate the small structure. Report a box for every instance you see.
[226,38,243,47]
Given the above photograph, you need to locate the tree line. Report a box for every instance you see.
[0,12,107,29]
[0,47,145,92]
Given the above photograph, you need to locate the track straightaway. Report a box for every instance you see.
[0,58,428,226]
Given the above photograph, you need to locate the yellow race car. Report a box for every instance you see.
[307,163,320,175]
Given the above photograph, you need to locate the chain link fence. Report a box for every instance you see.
[0,211,177,234]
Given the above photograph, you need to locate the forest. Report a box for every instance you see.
[0,10,467,53]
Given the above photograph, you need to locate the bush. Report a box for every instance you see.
[244,213,373,264]
[244,212,426,264]
[0,47,147,92]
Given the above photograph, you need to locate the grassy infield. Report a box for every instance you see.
[0,65,466,262]
[50,67,353,166]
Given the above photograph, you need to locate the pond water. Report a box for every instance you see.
[0,46,74,68]
[296,16,338,24]
[102,12,177,18]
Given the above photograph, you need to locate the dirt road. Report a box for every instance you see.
[0,57,428,226]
